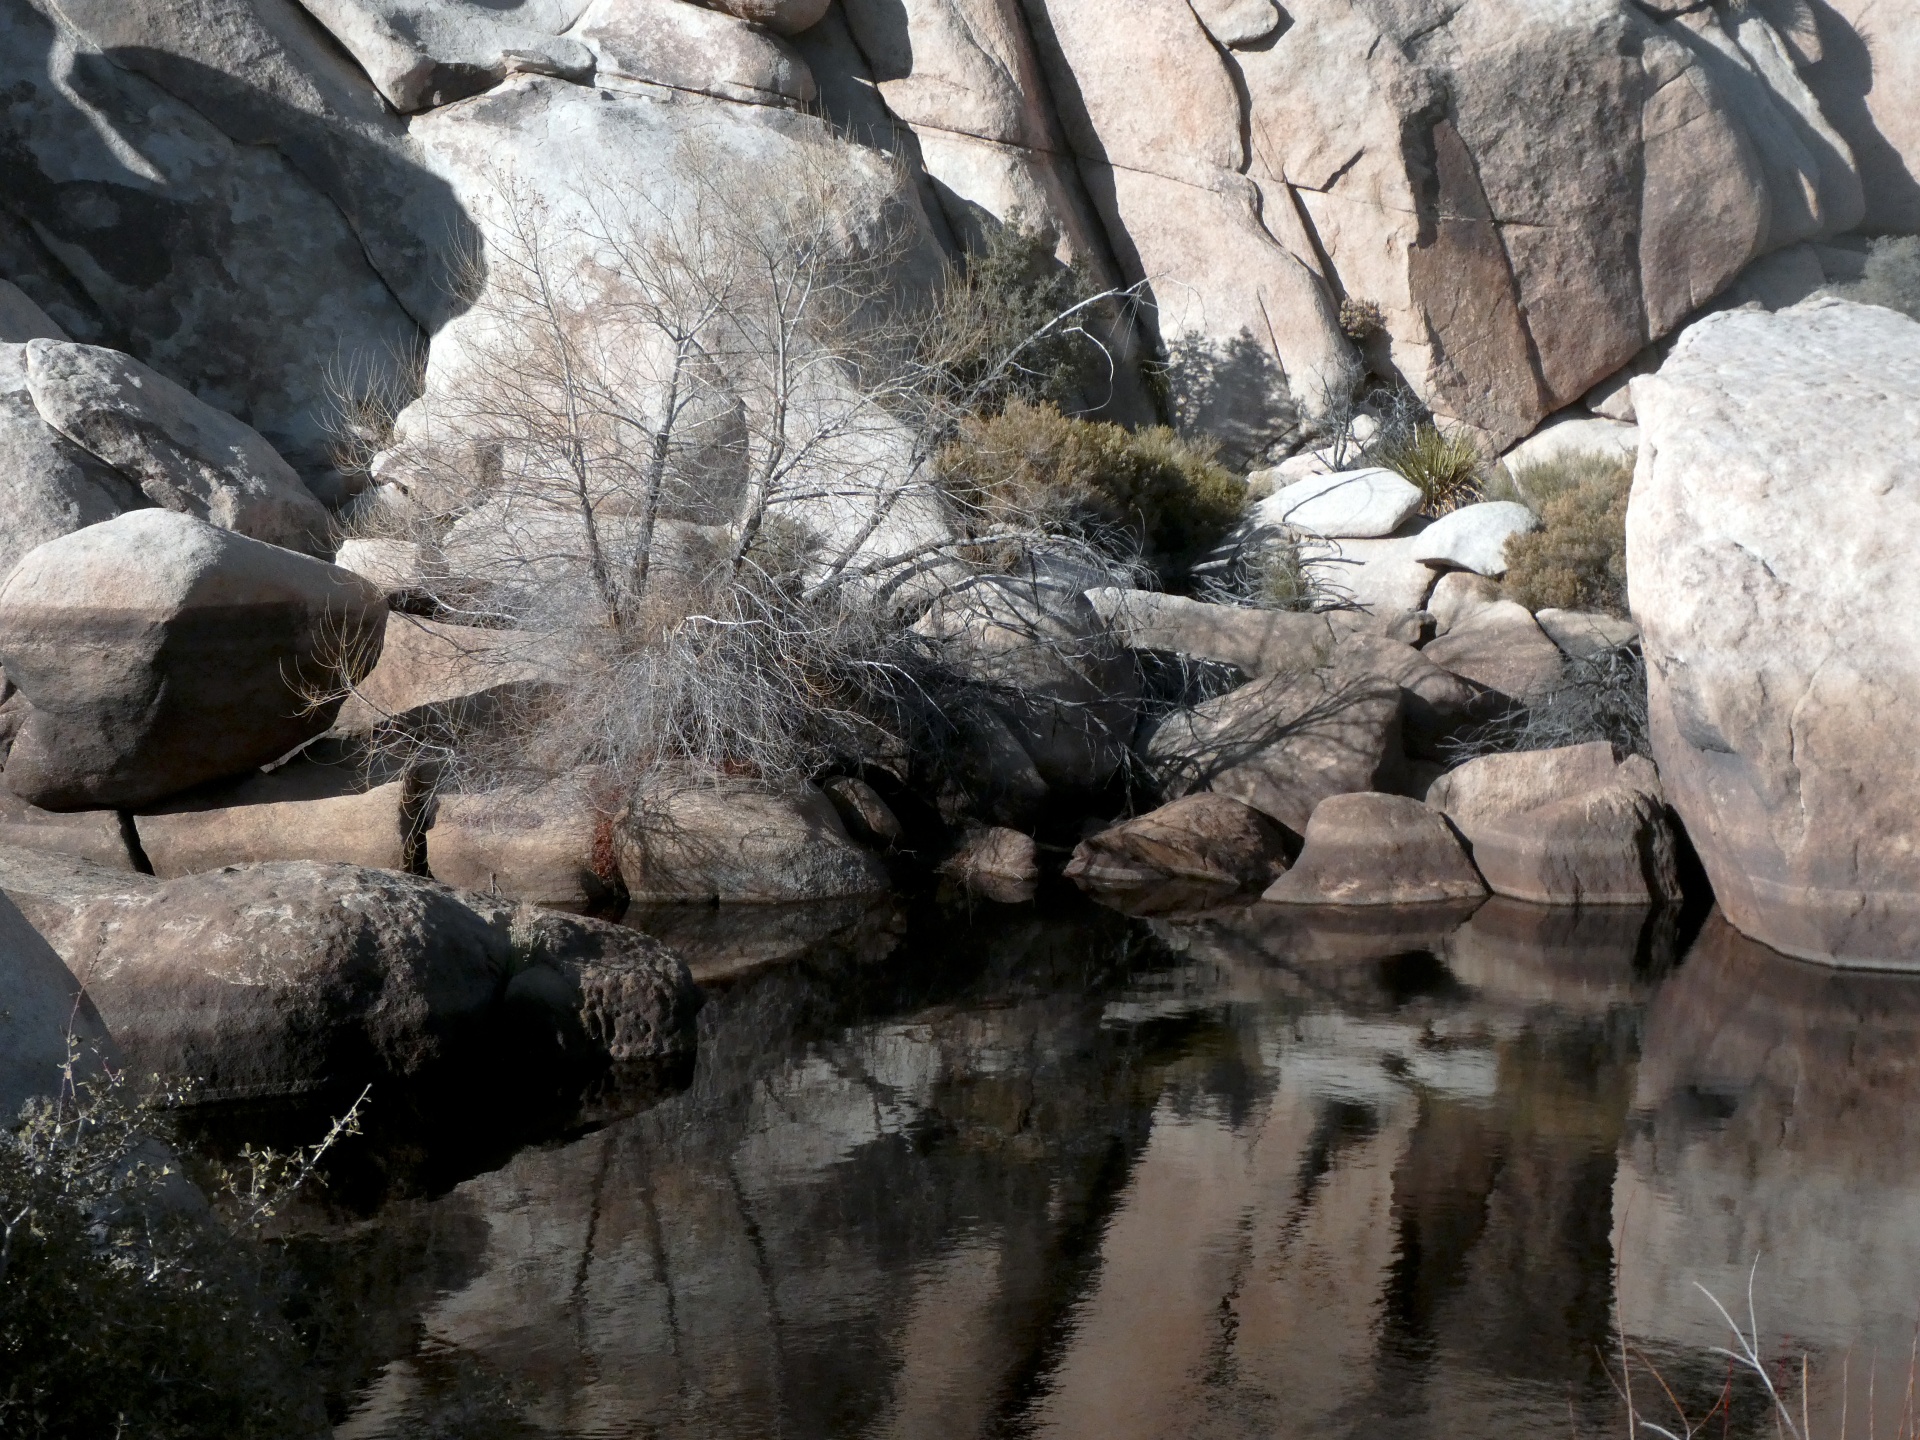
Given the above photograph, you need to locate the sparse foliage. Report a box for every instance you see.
[1337,296,1385,341]
[1377,422,1485,513]
[1444,644,1649,761]
[1826,235,1920,321]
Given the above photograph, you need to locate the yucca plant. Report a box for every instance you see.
[1378,423,1484,513]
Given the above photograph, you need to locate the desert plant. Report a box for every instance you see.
[1337,296,1385,341]
[1500,450,1633,614]
[1827,234,1920,321]
[0,1056,363,1437]
[933,398,1244,572]
[1377,422,1485,512]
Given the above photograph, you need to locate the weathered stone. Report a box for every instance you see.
[291,0,594,112]
[1796,0,1920,233]
[707,0,832,35]
[1263,791,1484,906]
[333,617,556,736]
[61,862,507,1099]
[1502,413,1640,474]
[1252,468,1423,539]
[616,783,890,904]
[820,776,904,850]
[939,825,1039,902]
[0,511,387,810]
[426,777,624,913]
[1336,633,1484,761]
[0,281,66,344]
[1535,608,1640,659]
[1299,533,1442,615]
[24,341,331,555]
[580,0,816,106]
[133,757,414,879]
[1628,299,1920,964]
[1066,793,1291,891]
[1427,743,1679,906]
[1410,502,1540,577]
[0,344,144,583]
[0,793,137,871]
[1421,599,1565,700]
[0,841,157,952]
[0,889,116,1122]
[1189,0,1281,46]
[1085,587,1331,677]
[1146,662,1403,831]
[334,538,428,597]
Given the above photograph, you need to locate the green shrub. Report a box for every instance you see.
[934,399,1244,568]
[933,223,1109,414]
[1377,423,1484,513]
[1499,451,1633,615]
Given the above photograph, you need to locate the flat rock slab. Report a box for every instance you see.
[427,776,624,913]
[1629,299,1920,964]
[1503,414,1640,472]
[1299,533,1442,614]
[580,0,817,106]
[0,792,135,871]
[0,511,387,810]
[1253,468,1423,539]
[1410,501,1539,577]
[1067,792,1291,891]
[618,783,889,904]
[1086,586,1332,677]
[333,617,557,735]
[1263,791,1485,905]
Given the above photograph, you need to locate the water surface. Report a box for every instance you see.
[263,892,1920,1438]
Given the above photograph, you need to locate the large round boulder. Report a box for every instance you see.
[0,511,387,810]
[1628,300,1920,965]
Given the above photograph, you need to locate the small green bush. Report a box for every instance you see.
[935,399,1244,568]
[1499,451,1633,615]
[1377,423,1484,513]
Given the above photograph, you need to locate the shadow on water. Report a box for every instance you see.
[157,889,1920,1440]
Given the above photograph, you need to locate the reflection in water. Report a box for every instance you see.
[273,897,1920,1438]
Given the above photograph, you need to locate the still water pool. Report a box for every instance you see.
[257,891,1920,1439]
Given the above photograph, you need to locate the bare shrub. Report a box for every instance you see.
[1444,644,1649,761]
[330,133,1146,805]
[1827,235,1920,321]
[1500,451,1633,614]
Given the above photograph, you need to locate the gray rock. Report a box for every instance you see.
[24,341,332,556]
[1426,743,1679,906]
[334,538,429,597]
[1427,570,1502,633]
[1298,532,1442,614]
[133,755,415,879]
[1066,793,1290,891]
[291,0,594,112]
[1189,0,1281,46]
[0,511,387,810]
[1085,587,1331,677]
[332,617,559,737]
[0,345,143,582]
[426,776,625,913]
[939,825,1039,902]
[1628,299,1920,964]
[1410,501,1540,577]
[0,280,67,343]
[1147,662,1403,831]
[1502,413,1640,473]
[616,783,890,903]
[0,889,116,1123]
[580,0,817,106]
[1252,468,1423,539]
[0,793,138,871]
[1421,598,1565,701]
[1535,607,1640,659]
[820,776,903,850]
[0,841,157,952]
[1263,791,1485,906]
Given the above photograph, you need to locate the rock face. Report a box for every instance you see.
[52,860,698,1099]
[1421,599,1566,701]
[22,341,331,555]
[1262,791,1485,906]
[0,344,143,582]
[580,0,817,107]
[1628,300,1920,965]
[616,783,890,904]
[0,511,387,810]
[426,777,624,913]
[1066,793,1291,891]
[1427,743,1681,906]
[1085,588,1331,678]
[332,617,555,736]
[1147,663,1403,832]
